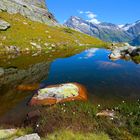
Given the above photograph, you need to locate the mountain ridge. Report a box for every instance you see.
[64,16,140,45]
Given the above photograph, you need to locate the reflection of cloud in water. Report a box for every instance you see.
[97,61,122,69]
[79,48,99,59]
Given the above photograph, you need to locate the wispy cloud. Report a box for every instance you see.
[78,10,100,24]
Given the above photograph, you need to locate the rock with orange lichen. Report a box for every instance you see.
[29,83,88,106]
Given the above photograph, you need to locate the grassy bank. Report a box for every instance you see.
[0,12,107,53]
[23,100,139,140]
[0,100,139,139]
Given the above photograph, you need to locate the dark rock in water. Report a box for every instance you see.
[130,47,140,57]
[0,0,57,25]
[27,110,41,120]
[0,19,10,31]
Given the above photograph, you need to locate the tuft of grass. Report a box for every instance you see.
[43,130,110,140]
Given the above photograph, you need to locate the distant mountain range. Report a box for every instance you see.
[64,16,140,45]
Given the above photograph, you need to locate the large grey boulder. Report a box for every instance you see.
[109,45,140,60]
[0,19,10,30]
[14,133,40,140]
[0,129,17,139]
[0,0,57,25]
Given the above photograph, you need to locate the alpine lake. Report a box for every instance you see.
[0,46,140,125]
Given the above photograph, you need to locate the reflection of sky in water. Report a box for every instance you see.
[42,49,140,99]
[79,48,99,59]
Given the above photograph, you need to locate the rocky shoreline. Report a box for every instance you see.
[109,43,140,63]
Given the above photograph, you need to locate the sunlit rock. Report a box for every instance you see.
[15,133,40,140]
[0,19,10,31]
[0,129,16,139]
[96,110,115,118]
[29,83,88,106]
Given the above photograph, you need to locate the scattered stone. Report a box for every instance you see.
[30,42,41,49]
[0,67,4,77]
[14,133,40,140]
[29,83,88,106]
[44,43,50,47]
[23,22,28,25]
[48,35,52,39]
[96,110,115,118]
[0,19,10,31]
[51,44,55,47]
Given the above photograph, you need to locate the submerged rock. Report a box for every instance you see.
[0,19,10,31]
[29,83,88,106]
[15,133,40,140]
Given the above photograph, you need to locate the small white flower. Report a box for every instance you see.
[97,104,101,107]
[36,124,39,127]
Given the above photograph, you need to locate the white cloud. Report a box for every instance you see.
[78,10,100,24]
[79,11,84,14]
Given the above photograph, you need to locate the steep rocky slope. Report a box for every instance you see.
[0,0,57,25]
[64,16,132,43]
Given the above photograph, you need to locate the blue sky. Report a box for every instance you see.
[46,0,140,25]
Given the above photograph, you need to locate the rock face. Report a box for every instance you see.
[29,83,88,106]
[15,133,40,140]
[109,45,140,60]
[0,19,10,30]
[64,16,132,42]
[0,0,57,25]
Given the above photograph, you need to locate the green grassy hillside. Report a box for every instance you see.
[0,12,107,53]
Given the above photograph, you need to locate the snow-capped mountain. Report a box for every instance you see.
[64,16,140,45]
[122,20,140,37]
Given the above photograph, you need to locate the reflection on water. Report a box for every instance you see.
[42,49,140,100]
[0,48,140,124]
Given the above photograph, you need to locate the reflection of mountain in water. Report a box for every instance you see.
[0,62,50,119]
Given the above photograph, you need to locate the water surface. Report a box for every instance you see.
[0,48,140,125]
